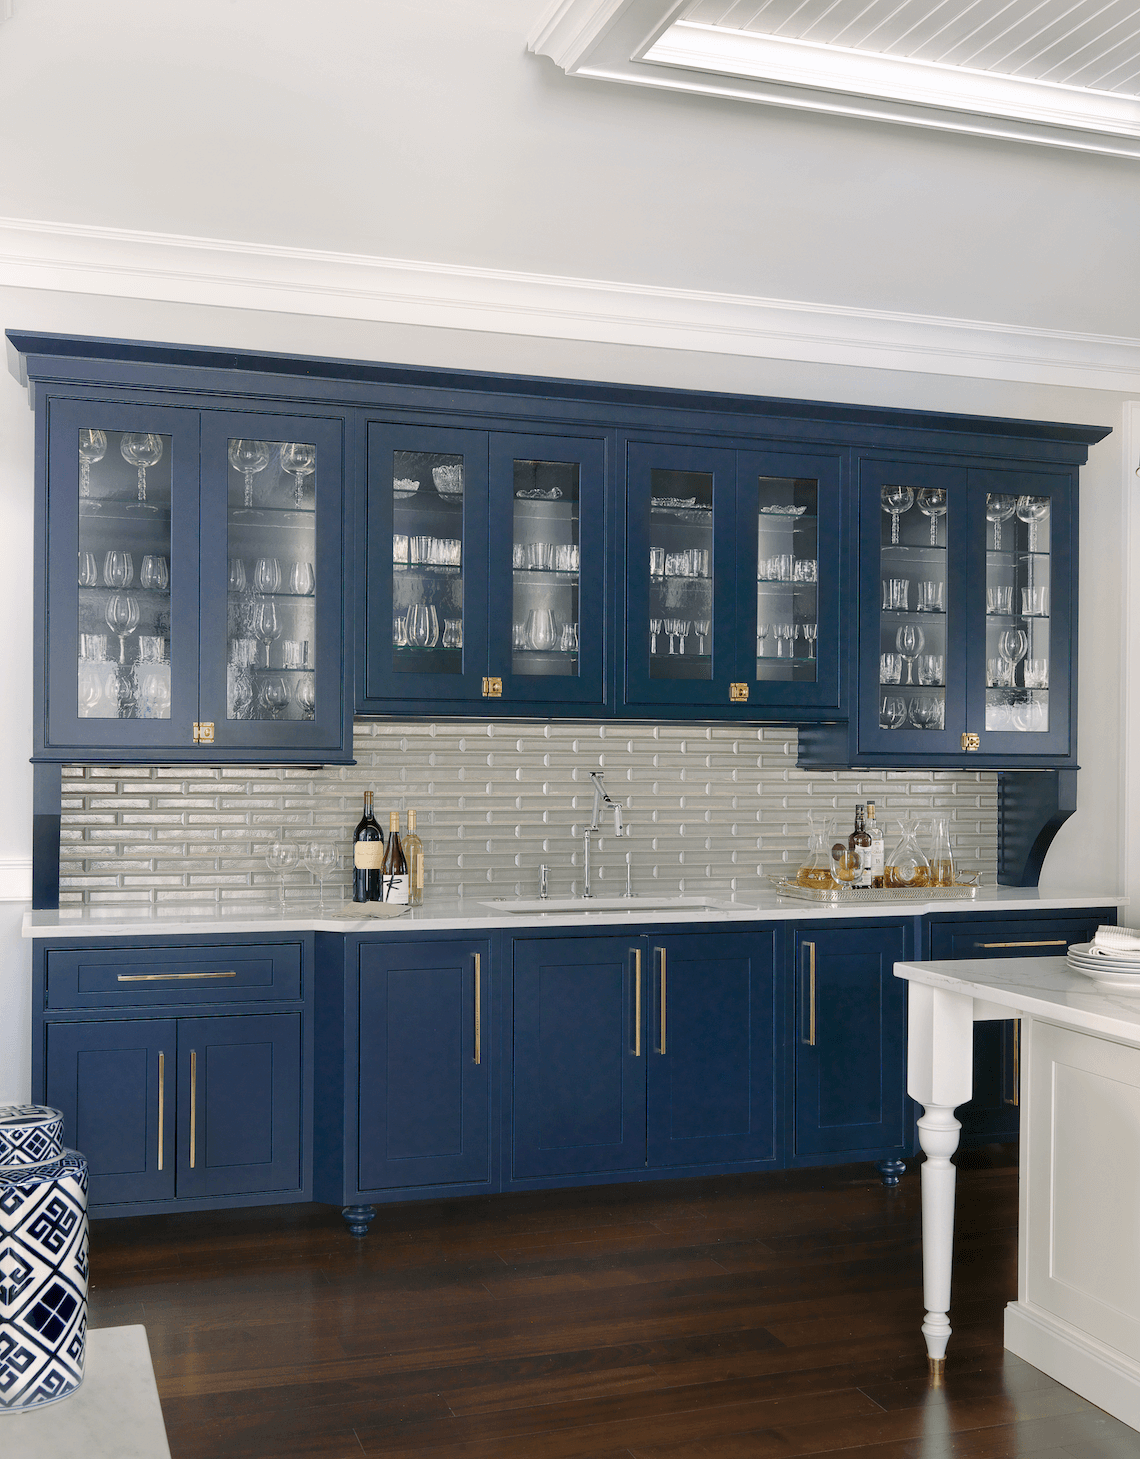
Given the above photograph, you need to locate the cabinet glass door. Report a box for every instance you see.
[624,443,737,707]
[488,432,606,705]
[859,460,966,757]
[969,470,1071,757]
[364,424,489,705]
[46,398,200,752]
[736,450,842,708]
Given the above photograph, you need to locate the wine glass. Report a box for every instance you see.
[78,428,106,501]
[406,604,432,648]
[229,439,272,508]
[296,674,316,719]
[289,561,315,596]
[280,442,316,506]
[985,493,1017,551]
[881,485,914,544]
[259,677,289,720]
[802,623,818,658]
[1016,495,1049,552]
[140,555,169,591]
[252,598,281,667]
[105,592,140,664]
[895,623,924,684]
[78,551,99,587]
[694,619,711,655]
[916,488,948,546]
[676,620,691,655]
[757,622,769,657]
[103,550,133,588]
[649,618,662,654]
[120,433,164,505]
[526,608,556,651]
[253,557,281,594]
[265,835,297,913]
[228,558,247,592]
[998,627,1029,685]
[880,693,908,730]
[303,840,338,912]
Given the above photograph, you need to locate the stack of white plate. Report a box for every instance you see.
[1067,942,1140,991]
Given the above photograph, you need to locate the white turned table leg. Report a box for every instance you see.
[906,982,976,1374]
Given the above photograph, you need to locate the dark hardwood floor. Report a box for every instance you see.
[88,1149,1140,1458]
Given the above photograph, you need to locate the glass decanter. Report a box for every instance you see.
[927,815,955,888]
[796,813,837,889]
[884,815,930,888]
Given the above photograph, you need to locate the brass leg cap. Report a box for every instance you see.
[928,1356,945,1385]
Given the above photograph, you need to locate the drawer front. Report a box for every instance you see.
[46,943,303,1009]
[928,915,1110,962]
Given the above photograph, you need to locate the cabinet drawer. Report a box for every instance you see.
[45,943,302,1009]
[928,916,1108,961]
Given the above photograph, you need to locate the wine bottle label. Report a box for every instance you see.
[414,857,424,890]
[384,873,410,904]
[354,842,384,870]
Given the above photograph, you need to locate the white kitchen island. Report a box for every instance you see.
[897,954,1140,1430]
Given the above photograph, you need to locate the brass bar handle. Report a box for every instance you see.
[656,948,666,1055]
[474,953,481,1065]
[157,1050,165,1172]
[118,971,238,982]
[978,941,1067,949]
[632,949,641,1057]
[804,942,817,1047]
[189,1049,197,1169]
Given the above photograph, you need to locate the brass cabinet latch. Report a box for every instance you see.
[192,722,215,744]
[482,677,503,698]
[729,683,749,703]
[961,732,980,751]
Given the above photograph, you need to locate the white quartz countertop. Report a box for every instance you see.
[22,886,1126,939]
[895,954,1140,1044]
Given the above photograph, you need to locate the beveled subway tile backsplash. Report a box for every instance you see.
[59,721,998,906]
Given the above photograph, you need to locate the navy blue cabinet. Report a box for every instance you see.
[356,939,491,1192]
[792,922,910,1161]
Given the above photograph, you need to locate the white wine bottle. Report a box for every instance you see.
[405,808,424,907]
[382,811,409,904]
[865,801,886,889]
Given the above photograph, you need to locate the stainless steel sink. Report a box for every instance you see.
[479,895,734,914]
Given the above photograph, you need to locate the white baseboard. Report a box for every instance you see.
[1005,1300,1140,1430]
[0,857,32,903]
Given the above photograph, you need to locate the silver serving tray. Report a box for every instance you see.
[770,877,978,904]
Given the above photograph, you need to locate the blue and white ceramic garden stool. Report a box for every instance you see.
[0,1105,88,1410]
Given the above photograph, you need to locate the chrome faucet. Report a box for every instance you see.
[583,771,627,898]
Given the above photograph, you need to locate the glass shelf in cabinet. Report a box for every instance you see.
[80,501,173,526]
[880,543,947,559]
[228,505,315,522]
[880,607,947,618]
[393,563,462,577]
[512,569,579,584]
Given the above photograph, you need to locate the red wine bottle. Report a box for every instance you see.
[352,792,384,903]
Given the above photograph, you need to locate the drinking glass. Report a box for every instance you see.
[227,663,253,720]
[986,493,1017,550]
[882,578,909,611]
[986,585,1013,615]
[802,623,818,658]
[527,609,556,651]
[120,433,164,504]
[1012,699,1047,732]
[998,627,1029,669]
[135,663,171,719]
[252,598,281,667]
[1016,495,1050,551]
[895,623,925,684]
[432,464,463,499]
[559,622,578,653]
[917,654,944,686]
[78,428,107,500]
[650,618,662,654]
[775,622,796,658]
[78,551,98,587]
[880,694,908,730]
[650,547,666,577]
[881,484,914,543]
[1021,585,1048,616]
[229,439,272,508]
[80,633,108,661]
[254,557,281,594]
[756,622,769,657]
[140,555,169,591]
[395,536,411,567]
[664,618,678,654]
[1024,657,1049,688]
[289,561,315,596]
[443,618,463,649]
[425,605,439,647]
[265,836,297,912]
[303,841,338,912]
[296,674,316,720]
[773,554,794,583]
[694,619,710,654]
[105,592,140,663]
[103,550,133,588]
[280,441,316,506]
[229,557,247,592]
[512,542,526,569]
[137,636,165,662]
[987,656,1013,688]
[406,604,432,648]
[676,620,691,654]
[909,693,940,730]
[916,488,948,546]
[526,542,553,572]
[282,640,308,669]
[393,613,408,647]
[879,653,903,684]
[794,558,817,583]
[513,621,528,650]
[259,677,289,720]
[916,581,943,612]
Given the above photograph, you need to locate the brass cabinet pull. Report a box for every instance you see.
[189,1049,197,1169]
[632,949,642,1057]
[729,683,749,703]
[157,1050,165,1172]
[474,953,481,1065]
[482,677,502,698]
[979,940,1067,949]
[192,721,215,743]
[961,732,980,751]
[656,948,667,1055]
[804,942,817,1047]
[118,970,238,982]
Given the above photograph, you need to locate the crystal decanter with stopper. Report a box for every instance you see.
[796,813,837,889]
[883,815,930,888]
[927,815,955,887]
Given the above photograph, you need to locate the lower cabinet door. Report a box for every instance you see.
[357,940,491,1191]
[177,1013,302,1199]
[45,1018,176,1207]
[512,936,646,1179]
[794,923,909,1157]
[646,931,777,1169]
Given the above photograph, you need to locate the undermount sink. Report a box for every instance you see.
[479,895,735,914]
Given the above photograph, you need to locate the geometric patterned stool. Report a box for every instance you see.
[0,1106,88,1411]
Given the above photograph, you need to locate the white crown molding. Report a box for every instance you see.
[0,858,32,903]
[528,0,1140,159]
[2,214,1140,391]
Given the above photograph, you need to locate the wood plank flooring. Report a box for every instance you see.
[87,1148,1140,1458]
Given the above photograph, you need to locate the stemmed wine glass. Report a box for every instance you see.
[296,674,316,720]
[694,619,710,655]
[252,599,281,667]
[303,840,338,912]
[649,618,662,654]
[78,429,106,502]
[757,622,769,657]
[895,623,925,685]
[998,627,1029,686]
[916,488,948,546]
[229,439,272,508]
[259,677,289,720]
[1016,495,1049,552]
[280,442,316,507]
[120,433,164,506]
[105,592,140,664]
[802,623,818,658]
[985,493,1016,551]
[676,620,691,655]
[881,485,914,544]
[265,835,297,913]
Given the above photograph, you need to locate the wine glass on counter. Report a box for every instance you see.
[265,835,297,913]
[303,841,338,912]
[280,442,316,506]
[229,439,272,508]
[120,433,164,506]
[78,429,106,502]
